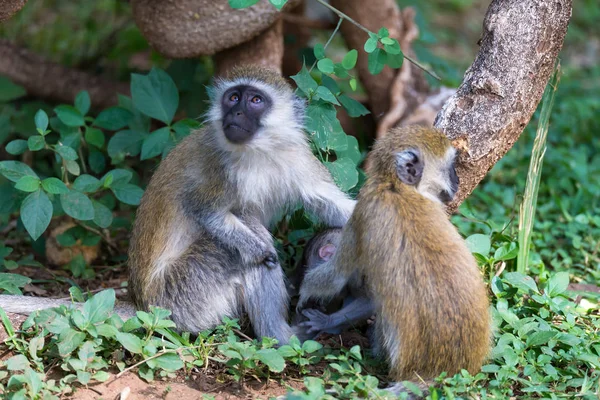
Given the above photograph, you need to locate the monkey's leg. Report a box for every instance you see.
[300,296,374,335]
[296,258,349,312]
[242,265,294,345]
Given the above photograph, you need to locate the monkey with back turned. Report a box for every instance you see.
[297,125,491,396]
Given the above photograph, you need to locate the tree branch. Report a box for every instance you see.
[0,40,129,110]
[0,0,27,22]
[434,0,572,212]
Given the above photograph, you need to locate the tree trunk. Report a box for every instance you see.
[0,0,26,22]
[434,0,572,212]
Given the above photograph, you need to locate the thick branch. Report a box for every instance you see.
[0,0,26,22]
[0,40,129,109]
[434,0,572,211]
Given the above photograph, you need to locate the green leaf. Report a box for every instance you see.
[75,91,91,116]
[0,76,26,102]
[5,140,28,155]
[268,0,288,10]
[60,191,95,221]
[116,332,144,354]
[131,68,179,124]
[141,127,171,160]
[65,159,81,176]
[85,127,105,148]
[5,354,29,371]
[0,273,31,294]
[368,48,387,75]
[465,234,491,256]
[317,58,335,74]
[386,51,404,68]
[34,109,49,133]
[112,184,144,206]
[504,272,540,294]
[546,271,570,296]
[41,178,68,194]
[56,144,79,161]
[84,289,115,324]
[153,352,184,371]
[102,169,133,187]
[338,94,370,117]
[256,348,285,372]
[93,107,133,131]
[325,158,359,191]
[107,130,146,159]
[72,175,101,193]
[315,86,340,106]
[377,27,389,38]
[92,200,113,229]
[172,119,201,140]
[0,161,37,182]
[89,150,106,174]
[364,37,378,53]
[277,345,297,358]
[54,105,85,127]
[58,329,86,356]
[301,340,323,353]
[380,37,394,45]
[526,330,557,347]
[349,78,357,91]
[27,135,45,151]
[20,189,52,240]
[384,40,402,55]
[336,135,361,165]
[313,43,325,60]
[291,65,318,96]
[342,50,358,70]
[229,0,260,8]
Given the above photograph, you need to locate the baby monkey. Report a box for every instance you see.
[297,126,491,396]
[291,228,374,339]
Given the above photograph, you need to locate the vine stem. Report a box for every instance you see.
[313,0,440,80]
[308,17,344,73]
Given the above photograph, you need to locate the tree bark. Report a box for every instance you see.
[0,40,129,110]
[434,0,572,212]
[215,19,284,76]
[0,0,26,22]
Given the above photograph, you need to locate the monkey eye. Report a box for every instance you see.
[229,93,240,103]
[251,95,262,104]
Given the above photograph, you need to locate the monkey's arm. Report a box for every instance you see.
[301,166,356,227]
[296,258,349,311]
[300,296,374,335]
[199,210,279,268]
[0,295,136,319]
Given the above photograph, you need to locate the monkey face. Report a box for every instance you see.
[221,85,272,144]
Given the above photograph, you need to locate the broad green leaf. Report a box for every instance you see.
[256,348,285,372]
[301,340,323,353]
[56,145,78,161]
[338,94,370,117]
[34,109,49,133]
[27,135,45,151]
[229,0,260,8]
[93,107,133,131]
[277,345,296,358]
[0,77,26,102]
[364,38,378,53]
[58,329,86,356]
[268,0,288,10]
[325,157,359,191]
[54,105,85,127]
[102,169,132,188]
[349,78,357,91]
[336,135,362,165]
[494,242,519,261]
[92,200,113,228]
[317,58,335,74]
[141,127,171,160]
[291,65,318,96]
[0,160,37,182]
[305,101,344,151]
[387,51,404,69]
[313,43,325,60]
[504,272,540,294]
[342,50,358,70]
[0,273,30,290]
[131,68,179,124]
[75,91,91,116]
[546,271,570,296]
[315,86,340,106]
[172,119,201,140]
[41,178,68,194]
[5,140,28,155]
[85,127,105,148]
[5,354,29,371]
[380,37,394,45]
[65,159,81,176]
[368,48,387,75]
[384,40,402,55]
[73,175,101,193]
[465,234,491,256]
[115,332,144,354]
[153,353,184,371]
[89,150,106,174]
[60,191,94,221]
[526,330,557,347]
[377,27,389,38]
[83,289,115,324]
[107,130,146,159]
[20,189,52,240]
[112,184,144,206]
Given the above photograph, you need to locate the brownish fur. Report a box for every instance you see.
[337,126,491,381]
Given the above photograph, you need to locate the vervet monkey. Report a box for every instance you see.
[290,228,374,338]
[127,65,356,344]
[297,126,491,396]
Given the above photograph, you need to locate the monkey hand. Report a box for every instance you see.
[262,251,280,269]
[299,308,332,334]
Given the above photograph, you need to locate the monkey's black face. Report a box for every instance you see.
[221,85,272,144]
[439,162,459,204]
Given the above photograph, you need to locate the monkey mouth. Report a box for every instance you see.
[224,123,250,134]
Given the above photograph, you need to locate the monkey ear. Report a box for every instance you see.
[318,244,336,261]
[395,149,424,186]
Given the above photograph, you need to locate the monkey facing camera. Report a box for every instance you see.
[127,65,356,345]
[297,126,491,397]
